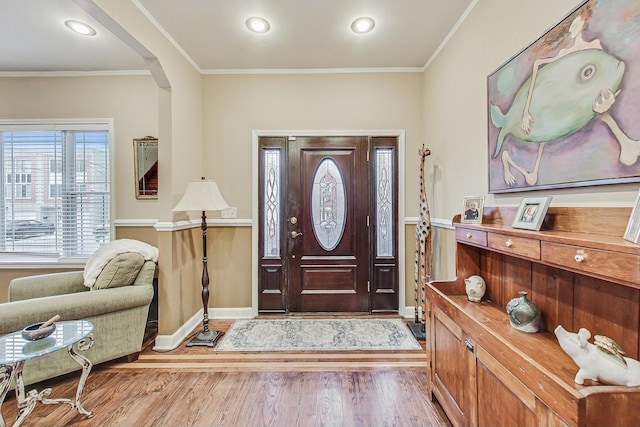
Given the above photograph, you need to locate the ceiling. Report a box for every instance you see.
[0,0,474,74]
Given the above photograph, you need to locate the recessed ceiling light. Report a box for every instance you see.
[351,17,375,34]
[246,17,270,34]
[65,20,97,36]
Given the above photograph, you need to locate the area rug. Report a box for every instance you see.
[214,318,422,351]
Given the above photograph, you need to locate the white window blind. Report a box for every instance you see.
[0,124,110,257]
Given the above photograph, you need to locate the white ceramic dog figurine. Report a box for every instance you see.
[554,325,640,386]
[464,275,486,302]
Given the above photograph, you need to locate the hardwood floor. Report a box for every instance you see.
[1,318,451,427]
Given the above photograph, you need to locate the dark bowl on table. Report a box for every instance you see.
[22,322,56,341]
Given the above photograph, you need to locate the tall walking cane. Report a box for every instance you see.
[408,145,432,340]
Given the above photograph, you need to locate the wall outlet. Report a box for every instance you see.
[221,207,237,219]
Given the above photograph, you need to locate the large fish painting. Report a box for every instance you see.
[487,0,640,193]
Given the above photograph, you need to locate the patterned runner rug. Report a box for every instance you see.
[214,318,422,351]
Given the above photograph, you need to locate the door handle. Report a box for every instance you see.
[290,231,303,239]
[464,338,474,353]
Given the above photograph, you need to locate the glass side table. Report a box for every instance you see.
[0,320,95,427]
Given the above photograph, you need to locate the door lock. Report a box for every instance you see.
[290,231,303,239]
[289,216,298,225]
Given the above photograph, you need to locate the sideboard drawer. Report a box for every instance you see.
[456,227,487,247]
[488,233,541,260]
[541,242,640,284]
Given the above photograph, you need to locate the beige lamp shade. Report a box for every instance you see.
[172,179,230,212]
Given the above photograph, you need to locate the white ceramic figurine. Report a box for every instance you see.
[464,275,486,302]
[554,325,640,387]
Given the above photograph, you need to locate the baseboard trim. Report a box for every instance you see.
[402,305,422,319]
[153,307,254,351]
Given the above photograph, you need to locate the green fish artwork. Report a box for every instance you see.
[491,49,624,157]
[491,49,625,188]
[487,0,640,193]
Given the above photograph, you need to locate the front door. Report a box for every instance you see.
[288,136,368,312]
[258,135,398,313]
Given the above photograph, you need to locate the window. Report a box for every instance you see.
[5,160,32,200]
[263,149,281,257]
[49,184,61,199]
[49,159,62,173]
[0,121,111,258]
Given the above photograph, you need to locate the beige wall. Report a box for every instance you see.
[115,226,158,247]
[202,72,423,311]
[0,75,159,221]
[424,0,639,217]
[203,72,423,217]
[5,0,640,335]
[0,75,157,304]
[0,71,424,315]
[0,0,208,335]
[209,227,253,307]
[93,0,208,335]
[422,0,640,279]
[403,224,456,307]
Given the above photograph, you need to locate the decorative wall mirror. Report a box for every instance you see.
[134,136,158,199]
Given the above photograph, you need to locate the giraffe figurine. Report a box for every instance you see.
[414,145,432,333]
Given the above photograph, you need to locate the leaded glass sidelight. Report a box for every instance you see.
[376,149,393,257]
[311,158,346,251]
[263,149,280,257]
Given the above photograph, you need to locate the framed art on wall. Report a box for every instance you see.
[624,189,640,244]
[461,196,484,224]
[512,196,552,231]
[487,0,640,193]
[134,136,158,199]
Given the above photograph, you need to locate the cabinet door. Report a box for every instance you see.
[475,345,540,427]
[431,306,476,427]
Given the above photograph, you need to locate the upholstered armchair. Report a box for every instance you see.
[0,241,157,386]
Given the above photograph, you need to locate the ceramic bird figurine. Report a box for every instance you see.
[594,334,627,366]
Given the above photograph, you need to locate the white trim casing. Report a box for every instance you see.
[114,219,158,227]
[404,217,454,230]
[153,307,253,351]
[153,218,252,232]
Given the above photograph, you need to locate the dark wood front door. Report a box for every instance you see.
[288,136,369,312]
[258,135,399,313]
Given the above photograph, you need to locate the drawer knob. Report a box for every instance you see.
[505,239,513,247]
[466,232,472,239]
[574,249,587,263]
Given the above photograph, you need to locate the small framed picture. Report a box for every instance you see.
[462,196,484,224]
[512,196,552,231]
[624,189,640,244]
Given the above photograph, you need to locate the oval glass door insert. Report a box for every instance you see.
[311,158,346,251]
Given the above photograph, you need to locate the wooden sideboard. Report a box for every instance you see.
[425,206,640,427]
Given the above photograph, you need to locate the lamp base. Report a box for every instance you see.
[407,321,426,341]
[186,329,224,347]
